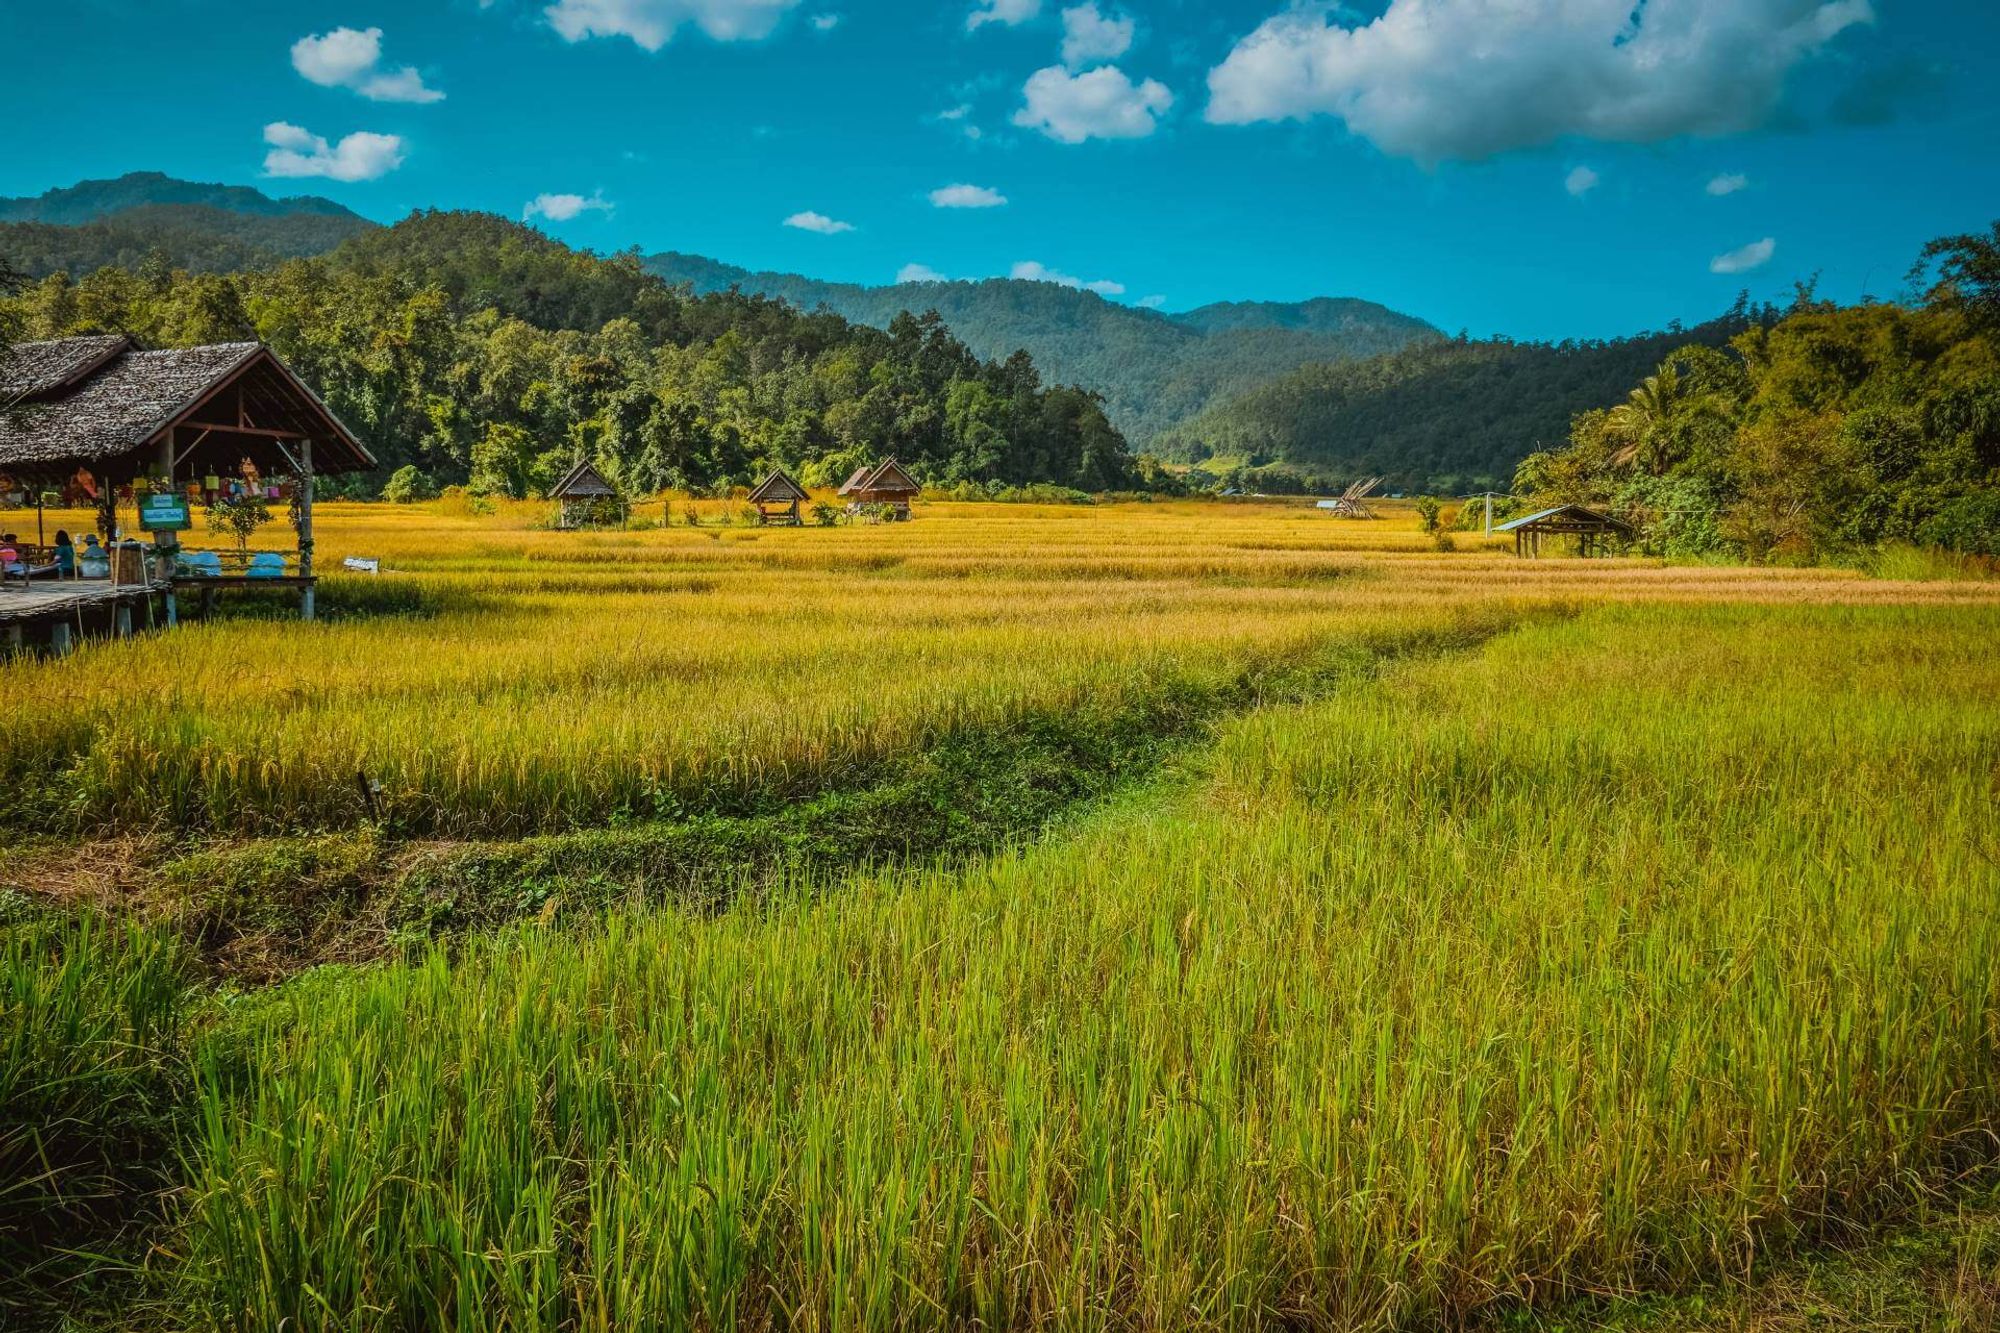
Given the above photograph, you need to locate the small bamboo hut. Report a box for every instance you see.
[549,459,625,529]
[836,457,920,520]
[0,334,374,626]
[1496,504,1634,558]
[747,468,810,526]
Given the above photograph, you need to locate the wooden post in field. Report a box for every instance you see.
[299,438,315,622]
[50,621,71,656]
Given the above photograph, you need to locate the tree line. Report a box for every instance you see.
[0,210,1141,498]
[1516,224,2000,560]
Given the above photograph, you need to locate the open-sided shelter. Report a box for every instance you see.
[549,458,626,529]
[747,468,810,526]
[0,335,374,620]
[1495,503,1635,558]
[836,457,920,519]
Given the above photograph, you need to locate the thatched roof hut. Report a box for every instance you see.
[1496,504,1634,558]
[548,458,624,529]
[747,469,810,525]
[836,457,920,519]
[0,335,373,620]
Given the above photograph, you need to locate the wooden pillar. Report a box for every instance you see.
[4,624,21,655]
[114,602,132,638]
[50,621,72,656]
[159,430,179,625]
[298,439,316,622]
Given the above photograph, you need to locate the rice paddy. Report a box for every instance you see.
[4,497,1998,1329]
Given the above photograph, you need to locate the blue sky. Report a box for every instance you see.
[3,0,1997,341]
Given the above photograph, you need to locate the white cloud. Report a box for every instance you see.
[524,191,614,222]
[1565,165,1600,196]
[968,0,1039,31]
[1014,64,1172,143]
[1205,0,1875,163]
[1060,3,1133,66]
[1710,237,1777,274]
[1707,172,1750,196]
[897,263,949,283]
[291,27,444,103]
[930,183,1008,208]
[784,210,855,234]
[811,12,840,29]
[1137,294,1166,309]
[261,122,406,181]
[546,0,803,51]
[1011,260,1124,296]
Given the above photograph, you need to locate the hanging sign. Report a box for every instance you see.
[140,492,192,532]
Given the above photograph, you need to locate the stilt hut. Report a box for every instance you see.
[549,458,625,529]
[0,335,374,626]
[1496,504,1634,558]
[747,468,810,525]
[836,457,921,520]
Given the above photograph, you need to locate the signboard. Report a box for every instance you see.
[139,493,192,532]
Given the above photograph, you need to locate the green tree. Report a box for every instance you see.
[382,465,440,503]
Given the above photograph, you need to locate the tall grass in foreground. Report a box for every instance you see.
[173,604,2000,1330]
[1,912,192,1314]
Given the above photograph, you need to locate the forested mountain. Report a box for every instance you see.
[0,211,1138,496]
[1155,310,1768,493]
[1516,224,2000,560]
[0,172,362,224]
[1,205,374,279]
[643,252,1441,444]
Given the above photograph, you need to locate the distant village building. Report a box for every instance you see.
[549,458,625,529]
[1496,504,1634,558]
[836,457,921,520]
[747,468,810,526]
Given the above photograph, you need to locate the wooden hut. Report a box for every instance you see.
[0,335,374,626]
[549,458,625,529]
[836,457,921,520]
[1495,504,1634,558]
[747,468,810,526]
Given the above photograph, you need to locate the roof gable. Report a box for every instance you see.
[0,338,374,475]
[864,458,920,496]
[747,468,809,503]
[550,458,618,498]
[1495,504,1633,534]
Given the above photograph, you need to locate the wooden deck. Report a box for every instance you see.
[0,578,168,627]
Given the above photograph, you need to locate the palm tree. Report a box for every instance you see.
[1606,364,1685,471]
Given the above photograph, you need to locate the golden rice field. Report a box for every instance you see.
[5,497,1999,1330]
[3,496,1990,838]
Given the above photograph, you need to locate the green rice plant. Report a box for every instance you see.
[166,603,2000,1330]
[1,910,193,1318]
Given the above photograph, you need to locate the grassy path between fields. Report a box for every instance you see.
[3,605,1530,980]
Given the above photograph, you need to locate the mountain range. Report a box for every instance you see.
[1,172,1735,489]
[639,252,1442,443]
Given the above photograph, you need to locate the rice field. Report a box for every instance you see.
[4,497,1999,1329]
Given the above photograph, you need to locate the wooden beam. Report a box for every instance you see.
[172,421,309,439]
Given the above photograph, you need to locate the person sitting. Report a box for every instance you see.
[77,534,110,579]
[0,539,18,585]
[52,531,75,578]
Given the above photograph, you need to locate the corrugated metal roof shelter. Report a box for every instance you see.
[1495,503,1634,558]
[0,335,375,622]
[548,458,625,529]
[747,468,810,526]
[836,457,920,520]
